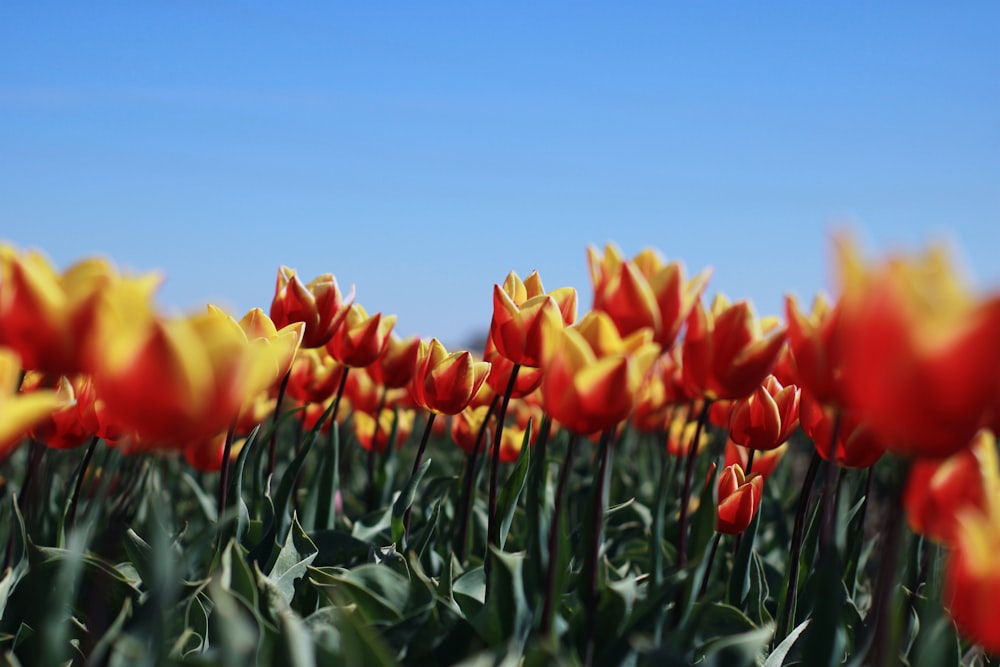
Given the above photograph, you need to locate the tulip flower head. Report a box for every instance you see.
[367,334,421,389]
[836,234,1000,458]
[799,392,884,469]
[682,294,786,402]
[0,245,161,375]
[944,445,1000,654]
[728,375,800,451]
[410,339,491,416]
[905,429,997,545]
[716,463,764,534]
[270,266,353,349]
[539,310,659,436]
[490,270,576,368]
[588,243,712,349]
[0,348,73,458]
[326,303,396,369]
[93,308,300,446]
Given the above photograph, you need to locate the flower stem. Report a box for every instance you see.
[699,532,724,598]
[775,449,823,641]
[216,419,239,520]
[485,363,520,581]
[266,369,291,482]
[539,431,579,637]
[677,400,712,569]
[584,428,615,667]
[66,436,100,530]
[365,388,390,513]
[456,393,499,563]
[403,412,437,542]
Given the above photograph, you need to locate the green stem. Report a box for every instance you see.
[776,449,823,641]
[216,419,240,520]
[456,393,499,563]
[485,363,520,582]
[539,432,579,637]
[677,400,712,569]
[266,368,291,482]
[365,388,390,513]
[584,429,615,667]
[66,436,100,530]
[403,413,437,541]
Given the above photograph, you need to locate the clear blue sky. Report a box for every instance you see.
[3,3,998,348]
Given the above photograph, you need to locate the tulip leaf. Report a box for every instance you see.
[268,514,318,604]
[497,421,531,550]
[391,456,432,547]
[764,619,811,667]
[314,423,340,532]
[473,547,530,646]
[728,508,762,608]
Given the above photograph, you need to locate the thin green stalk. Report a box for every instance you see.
[584,429,615,667]
[486,363,520,580]
[677,400,712,569]
[216,419,239,520]
[403,412,437,541]
[456,393,499,562]
[775,449,823,642]
[66,436,100,530]
[539,432,579,637]
[266,368,291,481]
[365,387,390,512]
[698,532,724,598]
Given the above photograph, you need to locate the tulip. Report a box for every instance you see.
[799,392,884,468]
[944,460,1000,654]
[353,408,414,454]
[836,234,1000,458]
[367,334,420,389]
[451,404,494,454]
[904,429,996,544]
[483,336,543,398]
[490,270,576,368]
[410,338,491,416]
[24,373,92,450]
[682,294,786,402]
[286,348,346,405]
[588,244,712,349]
[716,464,764,534]
[269,266,352,349]
[729,375,800,451]
[784,293,848,407]
[0,348,72,458]
[539,310,659,436]
[92,308,299,446]
[326,303,396,369]
[0,245,161,375]
[724,440,787,481]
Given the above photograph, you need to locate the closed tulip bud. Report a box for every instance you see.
[729,375,800,451]
[716,464,764,534]
[490,270,576,368]
[326,303,396,369]
[1,349,74,458]
[682,294,786,402]
[410,339,491,416]
[905,429,996,544]
[269,266,352,349]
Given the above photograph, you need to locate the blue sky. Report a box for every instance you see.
[3,3,998,348]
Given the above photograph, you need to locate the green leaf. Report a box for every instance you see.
[764,619,811,667]
[391,456,432,547]
[472,548,530,646]
[698,623,774,667]
[313,422,340,532]
[310,564,411,625]
[497,420,531,549]
[268,515,318,604]
[728,509,762,608]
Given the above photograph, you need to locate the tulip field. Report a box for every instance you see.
[1,239,999,666]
